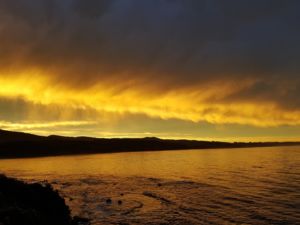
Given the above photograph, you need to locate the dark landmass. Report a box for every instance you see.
[0,129,299,159]
[0,174,89,225]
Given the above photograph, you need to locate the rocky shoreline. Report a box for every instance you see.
[0,175,89,225]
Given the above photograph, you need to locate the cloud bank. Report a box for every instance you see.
[0,0,299,140]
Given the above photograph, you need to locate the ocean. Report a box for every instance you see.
[0,146,299,224]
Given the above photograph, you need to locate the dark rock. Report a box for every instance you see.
[118,200,123,205]
[0,174,89,225]
[106,198,112,204]
[71,216,91,225]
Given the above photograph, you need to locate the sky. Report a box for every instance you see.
[0,0,299,141]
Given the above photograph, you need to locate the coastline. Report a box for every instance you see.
[1,129,299,159]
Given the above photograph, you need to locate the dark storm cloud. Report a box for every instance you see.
[72,0,112,18]
[0,0,300,108]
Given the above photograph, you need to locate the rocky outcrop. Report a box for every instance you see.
[0,175,89,225]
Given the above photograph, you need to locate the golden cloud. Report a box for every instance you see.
[0,69,299,128]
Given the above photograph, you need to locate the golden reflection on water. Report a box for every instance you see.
[0,146,298,182]
[0,146,299,225]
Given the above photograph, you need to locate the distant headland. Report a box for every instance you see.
[0,129,299,159]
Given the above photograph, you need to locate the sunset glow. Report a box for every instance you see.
[1,2,300,224]
[0,0,299,141]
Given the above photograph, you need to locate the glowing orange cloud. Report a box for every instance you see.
[0,69,299,128]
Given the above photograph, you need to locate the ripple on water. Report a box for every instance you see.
[0,146,299,224]
[36,175,297,225]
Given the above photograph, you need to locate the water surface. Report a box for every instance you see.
[0,146,299,224]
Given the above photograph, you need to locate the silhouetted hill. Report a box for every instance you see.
[0,129,299,159]
[0,129,43,143]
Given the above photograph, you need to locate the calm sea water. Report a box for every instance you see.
[0,146,299,225]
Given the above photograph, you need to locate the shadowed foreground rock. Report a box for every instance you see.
[0,175,89,225]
